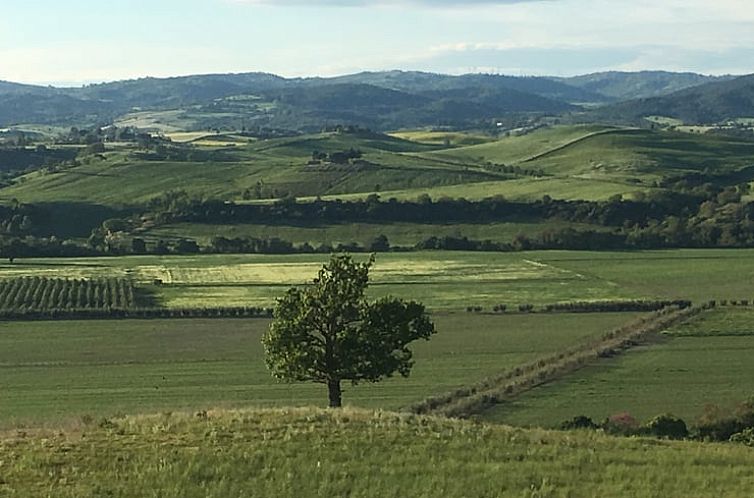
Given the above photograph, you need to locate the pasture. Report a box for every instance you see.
[0,313,636,425]
[4,408,754,497]
[483,307,754,427]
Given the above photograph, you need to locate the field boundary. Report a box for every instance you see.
[0,306,273,321]
[407,303,704,419]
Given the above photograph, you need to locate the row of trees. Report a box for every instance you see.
[0,305,274,321]
[146,191,703,228]
[466,300,693,314]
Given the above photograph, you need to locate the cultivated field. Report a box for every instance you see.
[0,251,643,310]
[0,313,637,424]
[2,249,753,310]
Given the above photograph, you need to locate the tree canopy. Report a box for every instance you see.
[262,254,436,407]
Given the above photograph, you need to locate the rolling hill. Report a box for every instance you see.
[0,70,738,131]
[558,71,732,101]
[592,73,754,124]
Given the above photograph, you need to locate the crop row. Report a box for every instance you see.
[0,277,137,311]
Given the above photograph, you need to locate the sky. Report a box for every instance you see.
[2,0,754,86]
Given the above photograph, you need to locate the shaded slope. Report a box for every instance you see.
[593,73,754,123]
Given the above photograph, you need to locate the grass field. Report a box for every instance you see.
[482,307,754,427]
[4,407,754,497]
[0,313,636,425]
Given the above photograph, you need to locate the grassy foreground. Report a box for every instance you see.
[2,407,754,497]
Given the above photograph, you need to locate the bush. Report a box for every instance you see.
[730,428,754,446]
[644,414,688,439]
[560,415,598,431]
[602,412,639,435]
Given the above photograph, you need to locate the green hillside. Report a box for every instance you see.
[3,407,754,497]
[0,132,507,205]
[7,125,753,209]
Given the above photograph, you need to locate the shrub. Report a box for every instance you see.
[644,414,688,439]
[560,415,598,431]
[602,412,639,435]
[730,428,754,446]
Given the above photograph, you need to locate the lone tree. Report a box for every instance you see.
[262,254,436,407]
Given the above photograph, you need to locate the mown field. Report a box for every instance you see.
[4,408,754,497]
[483,307,754,427]
[0,313,637,425]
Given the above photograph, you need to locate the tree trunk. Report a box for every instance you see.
[327,379,342,408]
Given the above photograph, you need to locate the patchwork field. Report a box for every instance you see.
[483,307,754,427]
[2,249,754,310]
[0,313,637,425]
[0,252,641,310]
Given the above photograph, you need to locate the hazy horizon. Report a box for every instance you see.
[2,0,754,86]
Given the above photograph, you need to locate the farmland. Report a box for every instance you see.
[482,307,754,427]
[0,313,637,425]
[1,249,753,310]
[0,252,636,310]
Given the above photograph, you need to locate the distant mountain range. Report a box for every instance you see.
[0,70,751,131]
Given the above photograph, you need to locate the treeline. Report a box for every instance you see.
[146,191,703,228]
[466,299,693,314]
[0,277,139,311]
[561,398,754,445]
[0,306,273,321]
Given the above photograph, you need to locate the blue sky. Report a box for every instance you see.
[2,0,754,85]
